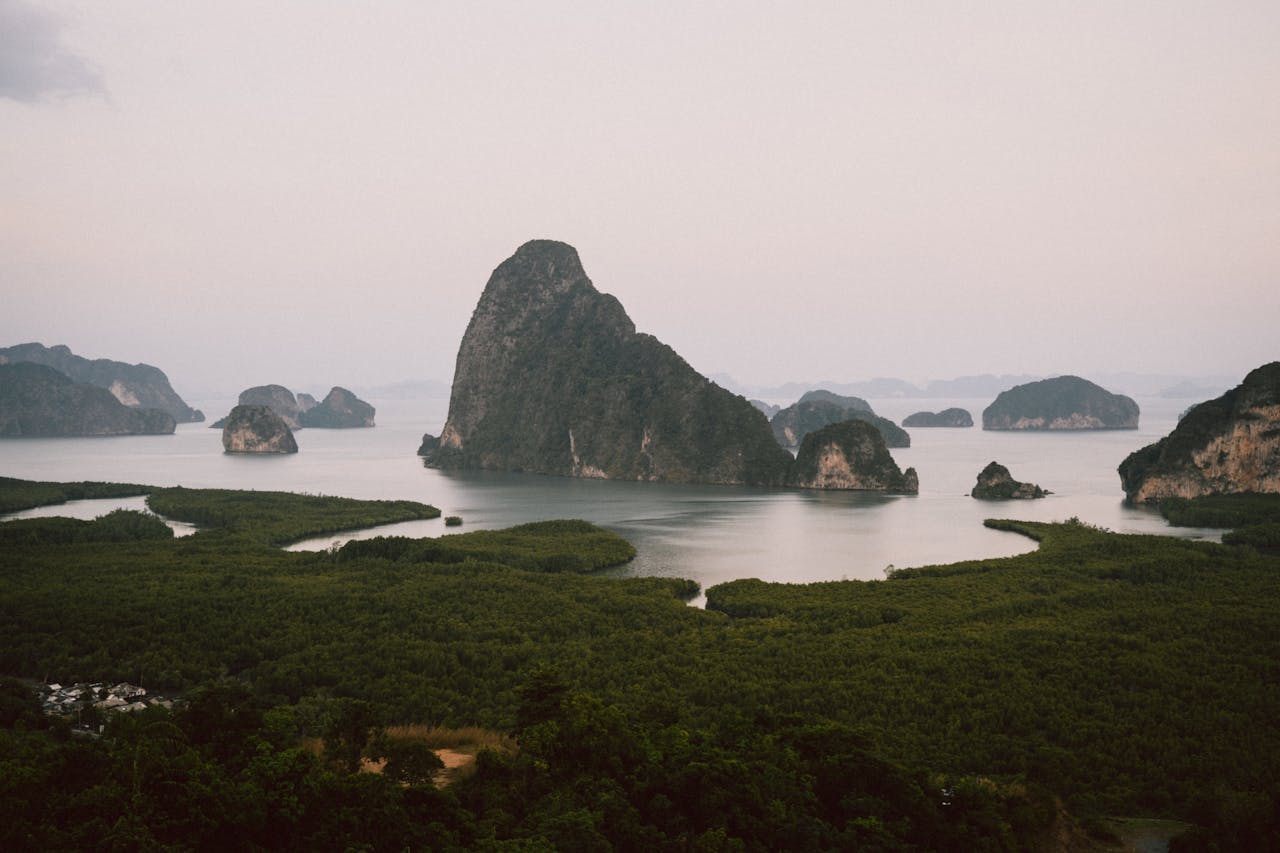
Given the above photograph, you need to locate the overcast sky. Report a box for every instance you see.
[2,1,1277,397]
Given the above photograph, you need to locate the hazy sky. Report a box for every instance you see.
[2,1,1277,397]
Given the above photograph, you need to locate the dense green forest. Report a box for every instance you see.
[1,479,1277,850]
[0,475,150,513]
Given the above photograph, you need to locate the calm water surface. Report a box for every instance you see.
[0,396,1221,597]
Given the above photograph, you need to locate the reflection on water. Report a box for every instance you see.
[0,396,1225,596]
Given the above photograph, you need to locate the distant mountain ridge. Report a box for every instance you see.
[718,372,1238,402]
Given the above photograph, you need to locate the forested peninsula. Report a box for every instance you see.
[1,477,1277,849]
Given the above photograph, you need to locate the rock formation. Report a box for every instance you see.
[237,385,302,428]
[299,387,375,428]
[211,385,302,429]
[786,420,918,494]
[749,399,780,419]
[0,342,203,422]
[983,376,1139,430]
[0,362,176,436]
[902,408,974,428]
[797,389,874,412]
[428,240,794,485]
[296,393,319,413]
[970,461,1047,499]
[1119,362,1280,503]
[771,396,910,450]
[221,404,298,454]
[418,433,440,457]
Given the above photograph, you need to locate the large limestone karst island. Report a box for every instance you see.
[983,376,1139,430]
[1119,362,1280,503]
[0,342,203,422]
[0,362,176,436]
[427,240,794,485]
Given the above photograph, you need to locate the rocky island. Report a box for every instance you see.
[213,385,375,429]
[770,391,909,450]
[212,385,303,429]
[787,420,918,494]
[427,240,794,485]
[221,404,298,454]
[0,362,176,436]
[1119,362,1280,503]
[299,387,375,428]
[970,461,1047,499]
[0,342,203,423]
[983,376,1139,430]
[903,408,973,428]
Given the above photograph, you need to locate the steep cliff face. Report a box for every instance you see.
[903,408,974,428]
[771,397,910,450]
[221,405,298,454]
[0,342,203,422]
[0,362,176,436]
[429,240,793,485]
[971,461,1046,499]
[1119,362,1280,503]
[983,376,1139,430]
[786,420,918,493]
[299,387,375,428]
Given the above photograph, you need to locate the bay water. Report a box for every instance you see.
[0,396,1220,597]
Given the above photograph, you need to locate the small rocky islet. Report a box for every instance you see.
[902,408,973,428]
[971,461,1047,500]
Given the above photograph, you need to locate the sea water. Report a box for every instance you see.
[0,396,1221,594]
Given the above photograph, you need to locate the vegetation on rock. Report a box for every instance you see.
[903,407,974,428]
[983,376,1139,431]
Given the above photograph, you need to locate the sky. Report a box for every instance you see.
[2,1,1277,398]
